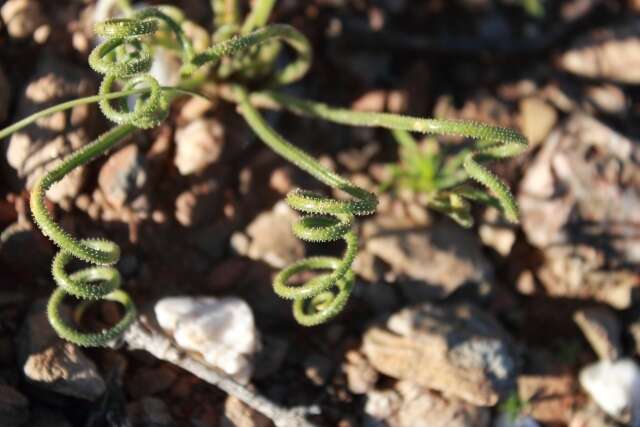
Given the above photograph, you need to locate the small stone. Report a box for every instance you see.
[387,90,408,113]
[364,218,493,299]
[18,300,106,401]
[519,97,557,146]
[179,96,216,121]
[516,271,536,295]
[585,84,627,115]
[23,344,106,400]
[174,179,222,227]
[569,401,618,427]
[232,201,303,269]
[397,382,490,427]
[479,208,517,256]
[519,114,640,306]
[6,56,97,204]
[269,166,294,194]
[537,245,639,309]
[369,381,490,427]
[574,307,622,361]
[365,389,402,421]
[0,385,28,427]
[498,79,538,101]
[98,144,147,209]
[74,194,91,211]
[154,296,259,383]
[343,350,378,394]
[71,31,89,54]
[0,0,45,39]
[174,118,225,175]
[558,30,640,84]
[32,24,49,43]
[579,358,640,423]
[220,395,270,427]
[518,373,577,425]
[351,90,387,112]
[362,303,516,406]
[152,210,167,224]
[127,397,175,427]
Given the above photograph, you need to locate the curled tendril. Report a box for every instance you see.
[30,125,137,347]
[236,87,377,325]
[28,8,196,347]
[23,6,315,344]
[88,8,195,129]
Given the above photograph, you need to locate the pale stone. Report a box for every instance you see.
[574,307,622,361]
[154,296,259,383]
[0,0,45,39]
[558,33,640,84]
[362,303,516,406]
[519,97,557,146]
[174,119,225,175]
[232,201,303,269]
[579,359,640,423]
[19,300,105,401]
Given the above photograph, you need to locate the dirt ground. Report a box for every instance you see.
[1,1,640,426]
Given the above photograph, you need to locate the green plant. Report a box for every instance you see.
[0,0,527,346]
[382,124,526,228]
[499,391,530,422]
[519,0,545,18]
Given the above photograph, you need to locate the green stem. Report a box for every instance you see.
[0,87,204,141]
[31,124,137,347]
[257,90,527,223]
[136,7,196,67]
[236,85,377,325]
[236,87,374,202]
[241,0,276,34]
[192,24,311,86]
[260,91,526,145]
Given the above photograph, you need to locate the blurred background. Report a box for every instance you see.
[1,0,640,426]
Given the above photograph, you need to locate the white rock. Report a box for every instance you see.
[174,118,225,175]
[579,359,640,423]
[493,413,540,427]
[365,389,402,420]
[154,296,259,383]
[232,201,303,269]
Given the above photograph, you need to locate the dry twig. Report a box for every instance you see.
[116,316,318,427]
